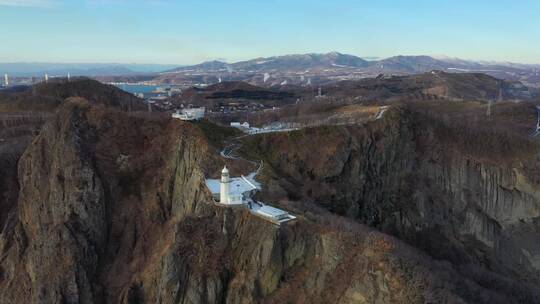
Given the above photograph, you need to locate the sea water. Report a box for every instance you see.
[114,84,162,95]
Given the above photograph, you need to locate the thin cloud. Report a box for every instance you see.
[0,0,57,7]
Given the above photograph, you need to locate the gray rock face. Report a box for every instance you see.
[0,113,50,231]
[0,100,214,303]
[0,103,105,304]
[416,149,540,296]
[240,107,540,302]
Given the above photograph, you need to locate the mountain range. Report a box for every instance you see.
[4,53,540,87]
[0,63,180,77]
[157,52,540,88]
[168,52,371,73]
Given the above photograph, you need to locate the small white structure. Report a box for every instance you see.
[230,122,250,129]
[316,87,323,98]
[44,74,49,83]
[172,107,205,121]
[4,74,8,87]
[256,206,290,221]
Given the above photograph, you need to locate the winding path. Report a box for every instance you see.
[220,135,263,183]
[533,106,540,137]
[375,106,389,120]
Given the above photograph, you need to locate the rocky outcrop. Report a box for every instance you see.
[0,112,50,230]
[240,105,540,302]
[0,100,519,303]
[0,99,210,303]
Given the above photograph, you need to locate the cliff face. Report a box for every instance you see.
[240,104,540,302]
[0,99,211,303]
[0,112,50,231]
[0,100,516,303]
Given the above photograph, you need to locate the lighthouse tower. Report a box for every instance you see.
[220,166,230,204]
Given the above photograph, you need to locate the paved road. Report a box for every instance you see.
[375,106,389,120]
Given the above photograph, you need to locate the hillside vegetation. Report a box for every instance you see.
[238,101,540,302]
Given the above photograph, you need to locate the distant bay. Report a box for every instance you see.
[113,84,161,95]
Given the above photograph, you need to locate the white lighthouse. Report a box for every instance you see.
[206,166,258,205]
[4,74,8,87]
[220,166,230,204]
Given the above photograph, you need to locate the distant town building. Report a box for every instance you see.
[172,107,205,121]
[230,122,250,129]
[316,86,323,98]
[150,96,168,102]
[231,121,300,135]
[170,87,182,96]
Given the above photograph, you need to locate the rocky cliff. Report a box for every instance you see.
[0,112,50,233]
[0,100,519,303]
[0,78,148,273]
[240,102,540,302]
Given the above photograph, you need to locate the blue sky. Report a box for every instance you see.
[1,0,539,64]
